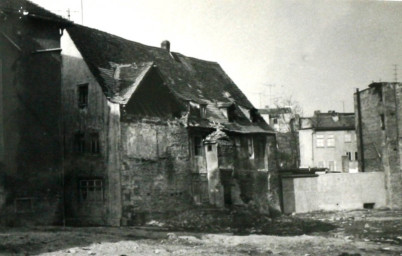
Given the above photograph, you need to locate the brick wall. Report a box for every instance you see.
[355,83,402,208]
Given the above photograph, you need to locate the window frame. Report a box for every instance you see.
[78,83,89,109]
[316,134,325,148]
[79,178,104,202]
[326,134,335,147]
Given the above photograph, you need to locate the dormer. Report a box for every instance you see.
[188,101,208,118]
[218,102,235,122]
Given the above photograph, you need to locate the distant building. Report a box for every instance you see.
[299,111,358,173]
[258,107,299,168]
[355,82,402,208]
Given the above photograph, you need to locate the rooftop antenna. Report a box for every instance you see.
[263,83,276,107]
[393,64,398,82]
[80,0,84,25]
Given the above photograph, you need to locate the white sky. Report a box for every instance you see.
[32,0,402,115]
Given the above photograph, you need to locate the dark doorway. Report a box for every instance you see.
[220,170,233,206]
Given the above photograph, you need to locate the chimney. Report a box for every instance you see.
[161,40,170,52]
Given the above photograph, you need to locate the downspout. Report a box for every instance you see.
[356,88,365,172]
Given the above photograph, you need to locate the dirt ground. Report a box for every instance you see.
[0,209,401,256]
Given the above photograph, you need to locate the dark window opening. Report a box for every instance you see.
[380,114,385,130]
[78,84,88,109]
[73,132,85,153]
[363,203,375,209]
[273,118,278,124]
[227,105,236,122]
[355,152,358,161]
[79,179,103,202]
[207,144,212,152]
[90,133,100,154]
[346,152,351,161]
[194,136,203,156]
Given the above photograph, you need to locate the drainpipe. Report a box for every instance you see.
[356,88,365,172]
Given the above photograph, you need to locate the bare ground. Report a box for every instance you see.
[0,209,401,256]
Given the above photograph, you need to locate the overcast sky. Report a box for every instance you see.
[32,0,402,115]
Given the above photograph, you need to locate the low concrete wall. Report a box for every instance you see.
[282,172,387,213]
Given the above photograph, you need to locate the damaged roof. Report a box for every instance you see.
[0,0,71,24]
[66,24,274,134]
[66,24,253,109]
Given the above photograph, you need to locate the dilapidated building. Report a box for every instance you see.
[61,24,279,225]
[0,0,70,224]
[355,82,402,208]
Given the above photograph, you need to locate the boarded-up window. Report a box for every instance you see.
[316,135,324,147]
[78,84,88,109]
[79,179,103,202]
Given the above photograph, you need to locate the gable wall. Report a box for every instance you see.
[61,31,121,226]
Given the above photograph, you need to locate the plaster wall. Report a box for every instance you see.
[282,172,387,213]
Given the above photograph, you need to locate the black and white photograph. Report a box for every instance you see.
[0,0,401,255]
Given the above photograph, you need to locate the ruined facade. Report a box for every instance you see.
[0,0,70,224]
[355,82,402,208]
[61,24,279,225]
[299,111,358,173]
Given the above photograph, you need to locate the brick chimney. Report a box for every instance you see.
[161,40,170,52]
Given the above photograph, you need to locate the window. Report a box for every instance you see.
[73,132,85,153]
[355,152,358,161]
[380,114,385,130]
[79,179,103,202]
[207,144,212,152]
[344,133,352,143]
[194,136,203,156]
[90,133,100,154]
[328,161,335,171]
[78,84,88,108]
[273,118,278,124]
[327,135,335,147]
[346,152,352,161]
[248,137,254,159]
[316,135,324,147]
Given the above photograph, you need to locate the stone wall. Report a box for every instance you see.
[120,121,192,225]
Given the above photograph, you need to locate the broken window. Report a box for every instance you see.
[90,132,100,154]
[316,135,324,147]
[194,136,203,156]
[327,135,335,147]
[73,132,85,153]
[79,179,103,202]
[380,114,385,130]
[78,84,88,109]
